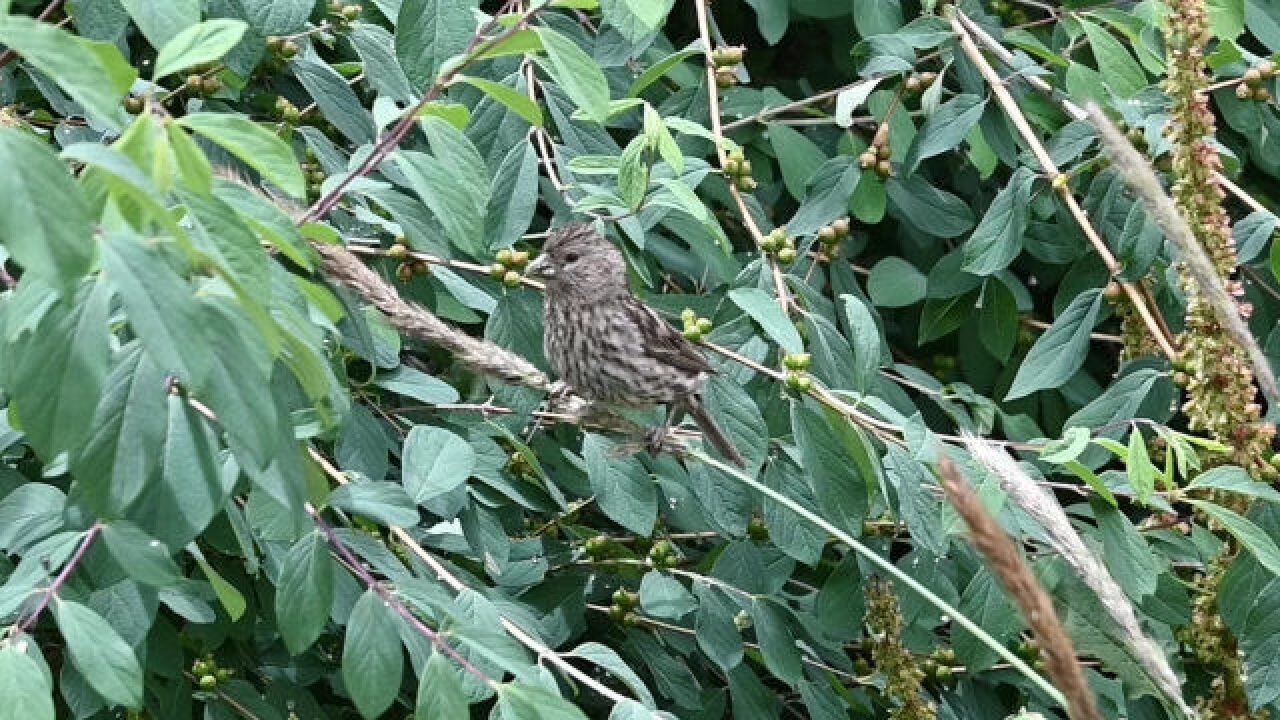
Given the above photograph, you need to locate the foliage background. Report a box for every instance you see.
[2,0,1280,718]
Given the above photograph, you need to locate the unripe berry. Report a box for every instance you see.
[818,226,838,244]
[496,248,514,265]
[1255,87,1272,102]
[510,250,529,268]
[777,246,797,263]
[831,216,850,236]
[736,175,757,192]
[199,675,218,690]
[1237,83,1255,100]
[859,151,877,169]
[281,40,299,58]
[1244,67,1262,86]
[1051,172,1069,191]
[201,76,222,95]
[490,262,507,280]
[123,96,144,114]
[185,74,203,92]
[502,270,522,287]
[696,317,713,334]
[875,159,893,177]
[341,4,362,20]
[388,242,409,259]
[681,307,698,324]
[395,262,414,282]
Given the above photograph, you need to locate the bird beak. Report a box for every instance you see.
[525,254,554,278]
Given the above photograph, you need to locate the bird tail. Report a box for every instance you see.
[688,400,747,468]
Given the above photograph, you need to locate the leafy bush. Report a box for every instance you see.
[2,0,1280,718]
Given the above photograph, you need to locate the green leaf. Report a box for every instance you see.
[0,638,55,720]
[291,56,377,145]
[102,522,181,587]
[627,48,699,97]
[416,652,469,719]
[402,426,476,503]
[752,598,803,686]
[100,233,212,386]
[768,123,828,201]
[457,75,543,126]
[952,569,1020,672]
[7,281,110,460]
[978,277,1019,362]
[583,434,657,536]
[867,257,926,307]
[0,128,95,294]
[693,583,744,672]
[1080,19,1147,97]
[177,113,306,198]
[1005,288,1104,400]
[1188,465,1280,504]
[791,401,870,532]
[373,365,461,404]
[841,294,881,391]
[886,174,975,238]
[0,16,134,128]
[53,599,143,708]
[962,167,1035,275]
[118,0,198,47]
[728,287,804,354]
[189,543,247,621]
[275,532,336,654]
[852,0,903,35]
[497,682,590,720]
[329,481,422,528]
[396,0,475,89]
[1209,0,1246,39]
[396,117,491,257]
[1190,500,1280,577]
[1093,497,1160,599]
[618,135,649,210]
[152,18,247,79]
[1041,426,1092,464]
[535,26,611,124]
[639,570,697,619]
[904,94,986,174]
[568,642,657,708]
[344,589,405,719]
[600,0,674,44]
[0,484,66,554]
[1126,428,1159,505]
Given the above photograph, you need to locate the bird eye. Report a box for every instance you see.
[564,252,580,263]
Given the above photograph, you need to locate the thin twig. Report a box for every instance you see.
[297,0,535,223]
[306,503,497,687]
[949,10,1179,360]
[691,0,793,314]
[1086,104,1280,407]
[306,448,636,707]
[11,523,103,635]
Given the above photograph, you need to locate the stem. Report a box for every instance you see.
[297,0,538,224]
[306,448,635,707]
[11,523,103,635]
[306,504,497,688]
[949,10,1179,361]
[687,449,1068,708]
[690,0,793,315]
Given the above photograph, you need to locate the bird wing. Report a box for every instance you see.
[625,297,717,375]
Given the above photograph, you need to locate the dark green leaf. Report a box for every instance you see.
[583,434,656,536]
[402,426,476,503]
[329,482,421,527]
[535,27,611,124]
[1006,289,1104,399]
[275,532,336,654]
[0,128,95,294]
[177,113,306,198]
[0,638,55,720]
[396,0,475,89]
[152,19,247,79]
[904,94,987,174]
[53,599,143,708]
[416,652,468,720]
[343,589,405,719]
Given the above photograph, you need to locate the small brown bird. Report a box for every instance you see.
[525,223,746,468]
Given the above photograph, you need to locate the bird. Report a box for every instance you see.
[524,223,747,468]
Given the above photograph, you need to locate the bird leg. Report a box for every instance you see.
[645,403,688,455]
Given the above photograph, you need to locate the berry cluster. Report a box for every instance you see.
[191,654,233,691]
[492,247,530,288]
[903,71,938,95]
[710,45,745,89]
[760,226,797,263]
[723,147,757,192]
[1235,59,1277,102]
[782,352,813,392]
[679,308,714,341]
[858,123,893,179]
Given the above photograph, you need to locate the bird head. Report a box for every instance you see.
[525,223,629,299]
